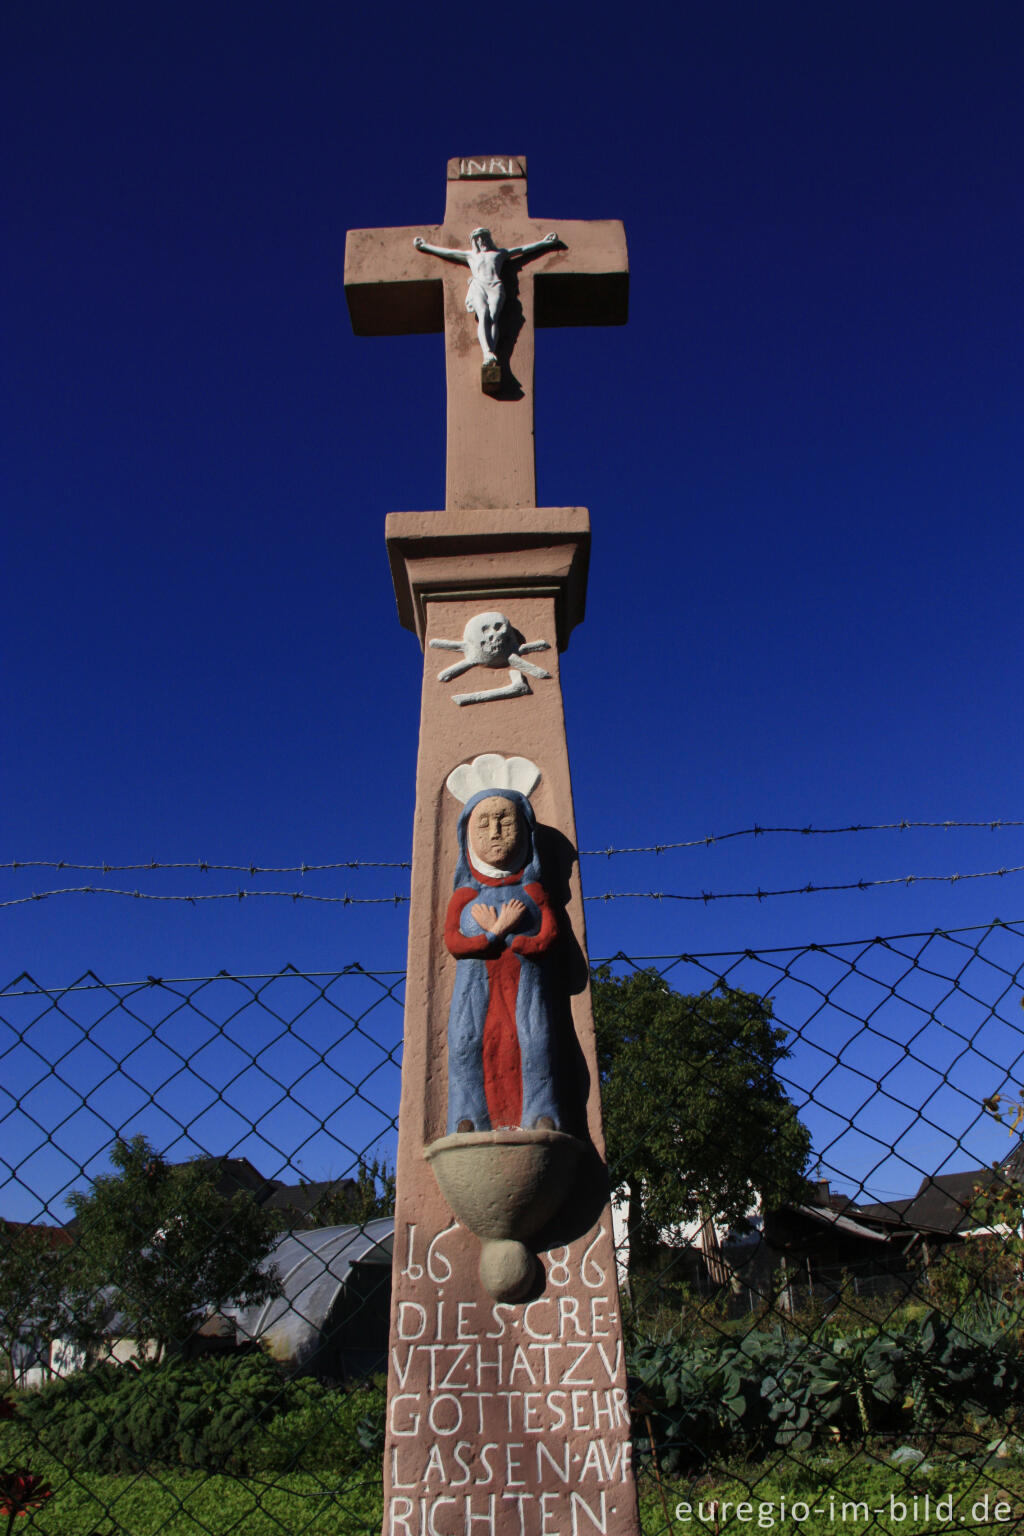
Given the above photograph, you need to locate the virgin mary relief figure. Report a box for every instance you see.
[444,765,562,1136]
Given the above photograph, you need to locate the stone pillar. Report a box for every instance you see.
[382,508,640,1536]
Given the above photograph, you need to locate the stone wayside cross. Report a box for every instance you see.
[345,159,640,1536]
[345,155,628,510]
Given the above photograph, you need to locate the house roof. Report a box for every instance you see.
[191,1156,281,1203]
[848,1198,914,1227]
[1,1221,73,1248]
[177,1158,360,1221]
[851,1163,1015,1237]
[790,1204,892,1242]
[260,1178,357,1219]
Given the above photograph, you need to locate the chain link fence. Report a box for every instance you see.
[2,919,1023,1531]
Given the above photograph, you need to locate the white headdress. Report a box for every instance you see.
[446,753,541,805]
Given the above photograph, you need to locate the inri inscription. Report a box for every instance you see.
[451,156,526,179]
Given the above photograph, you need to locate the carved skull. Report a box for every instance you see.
[462,611,514,668]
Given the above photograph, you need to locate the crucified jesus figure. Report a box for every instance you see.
[413,227,559,369]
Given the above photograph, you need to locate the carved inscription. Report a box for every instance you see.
[387,1221,633,1536]
[456,157,525,179]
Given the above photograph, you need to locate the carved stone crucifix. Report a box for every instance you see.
[344,156,628,511]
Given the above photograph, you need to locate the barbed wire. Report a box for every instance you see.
[3,860,1024,910]
[3,819,1020,877]
[1,858,412,874]
[579,817,1024,856]
[0,887,411,909]
[585,861,1024,902]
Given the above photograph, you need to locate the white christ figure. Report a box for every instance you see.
[413,227,558,366]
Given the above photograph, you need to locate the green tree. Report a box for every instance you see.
[591,970,812,1272]
[0,1221,66,1386]
[303,1155,396,1228]
[64,1137,280,1361]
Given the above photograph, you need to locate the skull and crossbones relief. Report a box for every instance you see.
[429,611,552,706]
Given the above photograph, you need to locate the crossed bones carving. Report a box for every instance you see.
[429,611,551,706]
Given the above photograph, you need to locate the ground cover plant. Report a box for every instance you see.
[6,1356,385,1478]
[629,1308,1023,1471]
[0,1468,385,1535]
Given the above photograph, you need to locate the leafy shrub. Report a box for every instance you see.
[629,1308,1024,1471]
[12,1353,383,1475]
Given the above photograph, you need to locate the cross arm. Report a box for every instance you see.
[526,218,629,330]
[344,215,628,336]
[345,224,449,336]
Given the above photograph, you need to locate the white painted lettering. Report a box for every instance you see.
[589,1296,610,1336]
[540,1491,560,1536]
[546,1247,571,1286]
[579,1441,604,1480]
[597,1439,622,1481]
[426,1221,457,1282]
[580,1227,607,1288]
[389,1496,416,1536]
[441,1344,470,1389]
[505,1442,525,1486]
[457,1302,478,1340]
[522,1299,555,1340]
[400,1224,424,1281]
[398,1302,427,1340]
[502,1491,534,1536]
[571,1490,608,1534]
[428,1495,456,1536]
[522,1392,543,1433]
[475,1344,503,1383]
[592,1390,614,1429]
[613,1386,630,1426]
[557,1295,584,1337]
[461,1392,490,1433]
[424,1444,446,1484]
[451,1441,473,1487]
[390,1393,421,1436]
[391,1345,414,1388]
[391,1447,419,1488]
[548,1390,567,1431]
[562,1342,595,1385]
[421,1343,444,1388]
[477,1444,498,1485]
[536,1441,571,1484]
[465,1493,497,1533]
[428,1394,463,1436]
[486,1304,512,1338]
[527,1341,559,1382]
[595,1340,621,1382]
[509,1345,537,1384]
[571,1389,591,1431]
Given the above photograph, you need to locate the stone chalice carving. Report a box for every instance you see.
[424,754,584,1303]
[429,611,551,706]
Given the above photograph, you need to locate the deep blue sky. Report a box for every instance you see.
[3,4,1024,1208]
